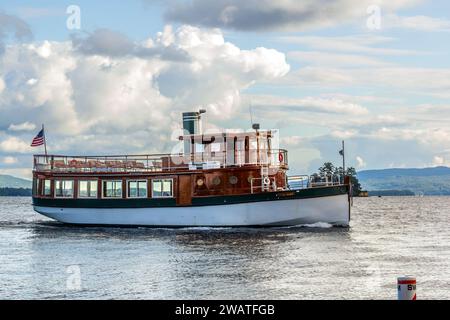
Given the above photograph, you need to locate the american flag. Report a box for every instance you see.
[30,128,45,147]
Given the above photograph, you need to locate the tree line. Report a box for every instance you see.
[0,188,32,196]
[312,162,362,196]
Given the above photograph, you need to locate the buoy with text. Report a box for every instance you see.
[397,276,416,300]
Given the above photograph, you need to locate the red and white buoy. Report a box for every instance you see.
[397,276,416,300]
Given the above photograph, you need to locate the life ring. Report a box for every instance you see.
[278,152,284,163]
[263,177,271,185]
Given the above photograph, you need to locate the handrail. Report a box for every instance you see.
[33,149,289,173]
[32,148,288,159]
[287,174,344,190]
[250,176,277,194]
[287,175,310,189]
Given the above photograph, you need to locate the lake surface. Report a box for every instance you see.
[0,196,449,300]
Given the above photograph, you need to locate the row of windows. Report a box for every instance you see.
[37,179,173,199]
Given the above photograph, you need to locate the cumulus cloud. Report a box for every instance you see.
[163,0,419,31]
[0,12,32,53]
[280,135,305,148]
[433,155,445,166]
[356,156,366,168]
[8,122,36,131]
[71,28,191,62]
[72,29,135,57]
[0,25,289,157]
[0,137,31,153]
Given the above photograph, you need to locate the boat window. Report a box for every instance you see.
[55,180,74,198]
[103,180,122,198]
[128,180,147,198]
[152,179,173,198]
[195,143,204,153]
[79,180,98,198]
[33,178,39,196]
[43,179,52,196]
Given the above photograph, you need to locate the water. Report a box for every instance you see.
[0,196,449,300]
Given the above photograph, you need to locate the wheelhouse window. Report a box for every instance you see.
[103,180,122,198]
[152,179,173,198]
[54,180,74,198]
[43,179,52,196]
[127,180,147,198]
[79,180,98,198]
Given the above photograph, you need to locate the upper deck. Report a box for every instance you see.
[33,148,288,174]
[33,124,289,174]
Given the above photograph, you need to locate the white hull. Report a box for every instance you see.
[34,194,350,227]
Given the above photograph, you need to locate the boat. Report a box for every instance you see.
[32,110,351,227]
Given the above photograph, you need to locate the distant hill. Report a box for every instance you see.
[358,166,450,195]
[0,174,31,189]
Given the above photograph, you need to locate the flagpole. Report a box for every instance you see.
[342,140,345,176]
[42,124,48,163]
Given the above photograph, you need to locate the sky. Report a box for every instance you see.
[1,0,450,179]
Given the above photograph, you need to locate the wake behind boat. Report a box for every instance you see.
[31,111,351,227]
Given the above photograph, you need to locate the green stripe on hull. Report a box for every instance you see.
[32,185,349,209]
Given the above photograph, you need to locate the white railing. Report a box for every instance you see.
[288,174,344,190]
[287,175,310,189]
[33,149,288,173]
[250,176,278,194]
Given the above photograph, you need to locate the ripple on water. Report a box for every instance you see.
[0,196,449,299]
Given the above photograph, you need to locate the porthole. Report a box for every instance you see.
[197,178,204,186]
[212,177,221,186]
[229,176,238,185]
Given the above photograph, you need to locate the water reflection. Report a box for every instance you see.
[22,222,353,299]
[29,221,350,248]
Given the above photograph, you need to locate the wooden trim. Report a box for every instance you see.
[32,185,349,209]
[101,179,124,199]
[177,175,192,206]
[53,179,75,199]
[151,178,174,198]
[77,179,99,199]
[125,179,148,199]
[33,166,288,200]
